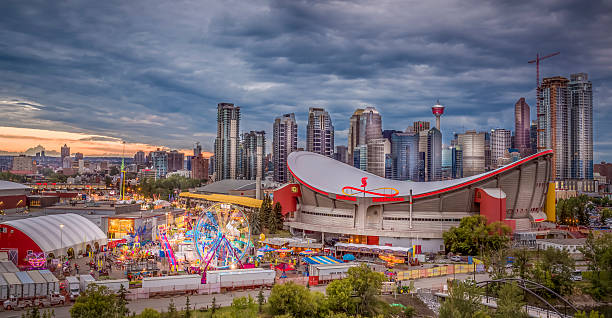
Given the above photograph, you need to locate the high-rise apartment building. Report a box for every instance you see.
[540,76,570,180]
[458,130,486,177]
[11,155,34,173]
[134,151,146,165]
[242,131,266,180]
[491,129,512,168]
[214,103,240,181]
[391,132,419,181]
[353,144,368,171]
[167,150,184,172]
[151,149,168,179]
[306,107,334,157]
[61,144,70,163]
[191,154,209,180]
[194,142,202,157]
[530,120,538,154]
[569,73,593,179]
[426,128,442,181]
[514,97,531,156]
[273,113,298,183]
[413,121,430,133]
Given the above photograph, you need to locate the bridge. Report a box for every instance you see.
[434,278,577,318]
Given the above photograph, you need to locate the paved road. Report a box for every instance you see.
[0,273,489,317]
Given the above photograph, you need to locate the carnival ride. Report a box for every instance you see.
[193,203,251,271]
[160,232,178,271]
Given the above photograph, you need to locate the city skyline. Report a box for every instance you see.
[1,1,611,161]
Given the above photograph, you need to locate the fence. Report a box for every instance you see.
[126,280,275,300]
[396,264,484,281]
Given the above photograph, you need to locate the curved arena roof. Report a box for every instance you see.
[287,150,554,199]
[2,214,107,254]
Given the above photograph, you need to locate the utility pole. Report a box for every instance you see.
[528,52,560,151]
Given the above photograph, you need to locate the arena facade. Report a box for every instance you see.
[274,150,554,253]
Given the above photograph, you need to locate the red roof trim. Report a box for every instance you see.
[413,150,553,199]
[287,161,329,196]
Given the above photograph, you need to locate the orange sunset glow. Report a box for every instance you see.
[0,126,211,157]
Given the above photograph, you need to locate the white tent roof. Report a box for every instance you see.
[2,214,107,255]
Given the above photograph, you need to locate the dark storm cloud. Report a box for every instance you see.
[0,0,611,160]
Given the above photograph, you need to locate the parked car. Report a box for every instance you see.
[570,271,583,281]
[450,256,462,262]
[3,297,33,310]
[34,294,66,308]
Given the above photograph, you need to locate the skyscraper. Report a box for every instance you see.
[569,73,593,179]
[151,149,168,179]
[451,145,463,179]
[242,131,266,180]
[167,150,184,172]
[61,144,70,163]
[491,129,512,168]
[348,109,365,163]
[514,97,531,156]
[458,130,486,177]
[333,145,348,164]
[306,107,334,157]
[390,132,419,181]
[194,142,202,157]
[214,103,240,181]
[191,154,209,180]
[273,113,298,183]
[134,151,146,165]
[540,76,570,180]
[426,128,442,181]
[363,106,383,142]
[367,138,387,177]
[413,121,430,133]
[530,120,538,154]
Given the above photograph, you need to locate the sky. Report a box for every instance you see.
[0,0,611,160]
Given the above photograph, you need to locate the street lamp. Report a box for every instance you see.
[59,224,64,260]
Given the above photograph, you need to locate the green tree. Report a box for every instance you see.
[184,296,191,318]
[511,249,529,280]
[230,296,257,318]
[573,310,604,318]
[494,283,528,318]
[137,308,161,318]
[484,249,510,280]
[579,232,612,300]
[110,166,120,176]
[271,202,284,232]
[116,284,130,317]
[346,263,386,316]
[600,208,612,224]
[257,288,265,313]
[439,280,489,318]
[166,298,179,318]
[443,215,511,256]
[267,282,317,318]
[531,247,575,295]
[70,285,121,318]
[326,279,355,313]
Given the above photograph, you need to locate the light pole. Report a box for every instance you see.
[59,224,64,260]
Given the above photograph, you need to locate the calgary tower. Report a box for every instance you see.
[432,100,445,130]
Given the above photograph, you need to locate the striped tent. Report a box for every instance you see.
[302,256,343,265]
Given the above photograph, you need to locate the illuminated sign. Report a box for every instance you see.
[335,195,357,201]
[341,177,399,198]
[372,197,404,202]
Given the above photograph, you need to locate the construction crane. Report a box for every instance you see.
[528,51,560,150]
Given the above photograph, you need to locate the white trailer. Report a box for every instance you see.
[65,276,80,300]
[142,275,201,296]
[142,275,201,289]
[79,274,96,292]
[39,270,59,294]
[205,268,275,288]
[309,263,358,281]
[0,275,8,300]
[90,279,129,293]
[2,272,22,298]
[26,271,47,297]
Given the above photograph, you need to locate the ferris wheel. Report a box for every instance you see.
[193,202,251,270]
